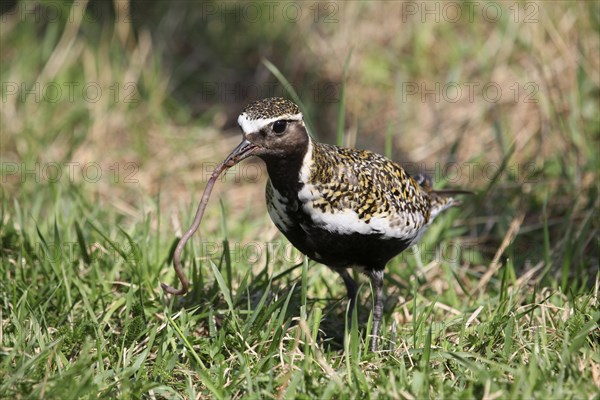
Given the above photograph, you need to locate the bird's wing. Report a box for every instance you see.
[298,144,430,238]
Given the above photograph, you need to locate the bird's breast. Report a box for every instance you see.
[265,180,300,233]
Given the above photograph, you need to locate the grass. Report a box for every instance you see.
[1,1,599,399]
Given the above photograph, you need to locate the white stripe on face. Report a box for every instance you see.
[237,113,303,134]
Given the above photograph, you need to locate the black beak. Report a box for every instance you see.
[223,139,258,167]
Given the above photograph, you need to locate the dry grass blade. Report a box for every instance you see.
[476,213,525,293]
[298,319,343,386]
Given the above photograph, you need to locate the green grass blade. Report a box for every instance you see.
[74,220,91,265]
[262,58,316,137]
[210,260,234,313]
[336,49,353,147]
[165,315,223,399]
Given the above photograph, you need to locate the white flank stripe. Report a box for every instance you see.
[297,184,426,239]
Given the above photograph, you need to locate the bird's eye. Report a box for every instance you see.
[272,120,287,134]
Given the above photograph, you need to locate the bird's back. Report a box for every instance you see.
[298,142,440,241]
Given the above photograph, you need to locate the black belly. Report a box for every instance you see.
[265,182,413,270]
[279,222,412,271]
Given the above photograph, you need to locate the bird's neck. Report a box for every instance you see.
[261,140,312,193]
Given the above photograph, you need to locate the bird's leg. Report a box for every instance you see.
[335,268,358,325]
[369,269,385,351]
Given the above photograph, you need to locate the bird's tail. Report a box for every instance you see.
[413,173,473,217]
[428,189,473,207]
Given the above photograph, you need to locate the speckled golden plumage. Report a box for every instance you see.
[307,142,438,225]
[242,97,300,120]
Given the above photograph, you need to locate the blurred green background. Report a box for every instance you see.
[2,0,597,264]
[1,1,598,398]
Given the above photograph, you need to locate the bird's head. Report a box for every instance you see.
[223,98,310,166]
